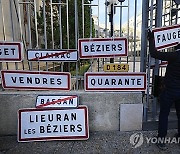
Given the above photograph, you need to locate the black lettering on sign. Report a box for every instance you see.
[53,125,58,132]
[40,126,45,133]
[107,65,110,70]
[96,45,101,51]
[77,124,82,132]
[91,79,96,86]
[40,99,45,104]
[11,77,17,83]
[70,125,75,132]
[41,115,45,122]
[118,79,123,85]
[69,99,74,105]
[48,114,53,122]
[64,114,69,121]
[64,125,68,132]
[90,44,95,52]
[4,48,9,55]
[47,124,51,133]
[84,45,89,52]
[19,77,24,83]
[11,48,15,55]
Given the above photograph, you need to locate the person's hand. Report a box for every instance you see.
[147,29,154,40]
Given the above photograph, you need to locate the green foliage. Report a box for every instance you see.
[71,63,91,76]
[37,0,95,49]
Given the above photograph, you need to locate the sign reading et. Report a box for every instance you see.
[18,106,89,142]
[1,70,70,90]
[0,42,23,61]
[85,72,146,91]
[78,38,128,59]
[152,24,180,50]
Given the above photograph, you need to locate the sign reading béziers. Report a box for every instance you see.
[1,70,70,90]
[36,95,78,108]
[78,38,128,59]
[85,72,146,91]
[18,106,89,142]
[0,42,23,61]
[152,24,180,50]
[27,49,78,61]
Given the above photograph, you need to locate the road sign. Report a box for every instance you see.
[27,49,78,61]
[78,38,128,59]
[152,24,180,50]
[0,42,23,61]
[1,70,71,91]
[85,72,146,91]
[104,63,129,72]
[36,95,78,108]
[18,106,89,142]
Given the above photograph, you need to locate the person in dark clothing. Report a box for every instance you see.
[148,30,180,150]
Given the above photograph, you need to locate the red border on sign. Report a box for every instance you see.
[1,70,71,91]
[156,42,179,50]
[78,38,128,59]
[18,106,89,142]
[27,49,78,61]
[152,24,180,50]
[36,95,79,108]
[85,72,146,91]
[152,24,180,32]
[0,42,22,61]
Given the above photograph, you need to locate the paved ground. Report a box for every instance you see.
[0,130,179,154]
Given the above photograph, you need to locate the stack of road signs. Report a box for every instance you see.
[18,95,89,142]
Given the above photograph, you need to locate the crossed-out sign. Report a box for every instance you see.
[27,49,78,61]
[78,38,128,59]
[36,95,78,108]
[152,24,180,50]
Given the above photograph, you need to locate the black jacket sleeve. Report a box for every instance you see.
[149,37,178,62]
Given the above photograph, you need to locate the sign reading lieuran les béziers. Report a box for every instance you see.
[18,106,89,142]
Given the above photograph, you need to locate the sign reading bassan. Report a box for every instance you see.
[78,38,128,58]
[152,24,180,50]
[85,72,146,91]
[18,106,89,142]
[1,70,70,90]
[36,95,78,108]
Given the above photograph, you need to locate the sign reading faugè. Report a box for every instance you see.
[1,70,70,90]
[18,106,89,142]
[152,24,180,50]
[0,42,23,61]
[85,72,146,91]
[78,38,128,59]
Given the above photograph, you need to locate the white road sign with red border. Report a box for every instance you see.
[1,70,71,91]
[36,95,78,108]
[0,42,23,61]
[18,106,89,142]
[85,72,146,91]
[78,38,128,59]
[152,24,180,50]
[27,49,78,61]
